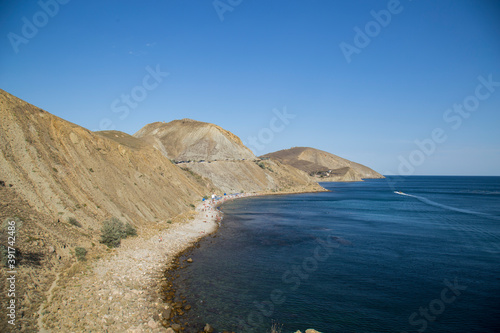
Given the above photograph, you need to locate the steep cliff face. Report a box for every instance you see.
[261,147,384,181]
[134,119,256,161]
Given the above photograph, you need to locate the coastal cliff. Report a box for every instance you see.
[0,89,382,331]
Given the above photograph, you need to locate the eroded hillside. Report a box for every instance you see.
[0,89,213,330]
[134,119,256,161]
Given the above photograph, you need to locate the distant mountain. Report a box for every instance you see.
[134,119,256,161]
[261,147,384,181]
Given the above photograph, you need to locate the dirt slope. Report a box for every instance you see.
[0,90,211,228]
[0,184,78,332]
[96,130,150,150]
[133,119,256,161]
[261,147,384,181]
[0,89,213,330]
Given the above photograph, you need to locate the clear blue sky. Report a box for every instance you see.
[1,0,499,175]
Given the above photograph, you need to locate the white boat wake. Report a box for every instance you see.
[394,191,500,221]
[394,191,500,252]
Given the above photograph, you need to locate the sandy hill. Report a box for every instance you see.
[261,147,384,182]
[134,119,256,161]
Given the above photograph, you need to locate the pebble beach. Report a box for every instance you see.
[38,193,256,332]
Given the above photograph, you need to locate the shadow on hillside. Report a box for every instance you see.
[18,250,45,267]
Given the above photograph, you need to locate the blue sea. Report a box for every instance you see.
[171,176,500,332]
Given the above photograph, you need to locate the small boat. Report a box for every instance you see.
[394,191,404,195]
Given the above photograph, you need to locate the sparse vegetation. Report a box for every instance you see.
[52,167,58,172]
[256,161,274,172]
[89,168,94,173]
[68,217,82,228]
[26,235,41,242]
[75,247,87,261]
[100,217,137,248]
[181,167,204,182]
[190,203,195,208]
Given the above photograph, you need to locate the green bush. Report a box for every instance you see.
[100,217,137,248]
[68,217,82,228]
[124,222,137,237]
[75,247,87,261]
[100,217,124,248]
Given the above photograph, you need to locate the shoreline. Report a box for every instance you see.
[36,189,326,332]
[159,189,330,331]
[158,192,260,330]
[38,195,229,332]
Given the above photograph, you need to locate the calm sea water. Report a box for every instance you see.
[172,176,500,332]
